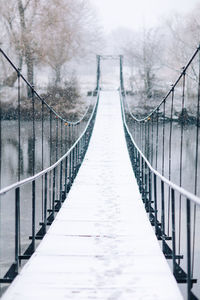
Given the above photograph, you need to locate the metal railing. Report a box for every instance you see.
[0,48,99,288]
[120,46,200,299]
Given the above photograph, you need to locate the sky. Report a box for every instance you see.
[93,0,200,33]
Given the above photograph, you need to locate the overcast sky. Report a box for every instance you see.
[93,0,200,33]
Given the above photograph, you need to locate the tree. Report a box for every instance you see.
[138,27,164,98]
[164,7,200,102]
[38,0,101,85]
[0,0,101,92]
[110,27,164,98]
[0,0,43,94]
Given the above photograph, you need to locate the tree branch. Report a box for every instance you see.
[24,0,31,11]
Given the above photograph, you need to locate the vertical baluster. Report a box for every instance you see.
[168,88,174,237]
[148,168,152,221]
[65,156,68,195]
[17,69,21,263]
[56,117,58,161]
[162,100,166,176]
[154,174,158,236]
[156,108,159,170]
[15,187,20,274]
[60,119,63,156]
[147,117,150,161]
[178,71,186,262]
[50,111,52,166]
[77,138,80,168]
[59,161,63,206]
[144,161,148,208]
[31,86,36,252]
[136,149,140,184]
[194,48,200,196]
[72,148,75,182]
[43,173,47,234]
[192,47,200,276]
[142,121,145,154]
[59,120,63,204]
[0,78,1,189]
[161,180,165,251]
[140,157,143,194]
[65,122,68,153]
[32,87,35,176]
[69,152,72,190]
[55,118,58,200]
[151,115,154,166]
[52,168,56,220]
[49,110,52,212]
[186,198,192,299]
[171,189,176,275]
[41,101,44,222]
[17,69,21,181]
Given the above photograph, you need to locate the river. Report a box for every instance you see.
[0,118,200,298]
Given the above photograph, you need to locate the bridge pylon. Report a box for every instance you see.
[96,54,124,91]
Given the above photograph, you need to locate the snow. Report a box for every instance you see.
[2,91,183,299]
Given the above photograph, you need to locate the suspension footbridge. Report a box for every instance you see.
[0,50,200,299]
[1,91,182,300]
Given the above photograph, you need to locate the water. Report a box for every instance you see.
[1,117,200,298]
[128,121,200,197]
[0,119,86,295]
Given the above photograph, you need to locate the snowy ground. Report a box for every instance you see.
[2,91,183,300]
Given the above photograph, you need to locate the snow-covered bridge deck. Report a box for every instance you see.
[2,91,182,299]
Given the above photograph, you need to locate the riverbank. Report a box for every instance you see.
[126,94,199,125]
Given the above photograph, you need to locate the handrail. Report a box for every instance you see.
[120,90,200,205]
[0,86,99,285]
[0,90,99,196]
[120,87,199,299]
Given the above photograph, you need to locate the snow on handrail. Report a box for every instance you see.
[120,90,200,206]
[0,90,99,196]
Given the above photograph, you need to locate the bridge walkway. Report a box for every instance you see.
[2,91,182,299]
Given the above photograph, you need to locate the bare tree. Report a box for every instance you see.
[0,0,101,91]
[0,0,42,94]
[38,0,101,85]
[110,27,164,98]
[164,7,200,102]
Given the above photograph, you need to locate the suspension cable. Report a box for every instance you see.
[0,47,92,126]
[124,45,200,123]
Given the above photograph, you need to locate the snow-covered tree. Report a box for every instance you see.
[37,0,101,85]
[0,0,101,91]
[110,27,164,98]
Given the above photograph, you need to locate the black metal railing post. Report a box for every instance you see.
[15,187,20,274]
[44,173,48,234]
[31,86,36,253]
[17,69,21,182]
[153,174,158,236]
[148,168,152,220]
[52,168,56,219]
[65,156,68,195]
[161,180,165,250]
[171,188,176,275]
[186,198,192,298]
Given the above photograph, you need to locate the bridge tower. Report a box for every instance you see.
[96,54,124,91]
[95,55,101,91]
